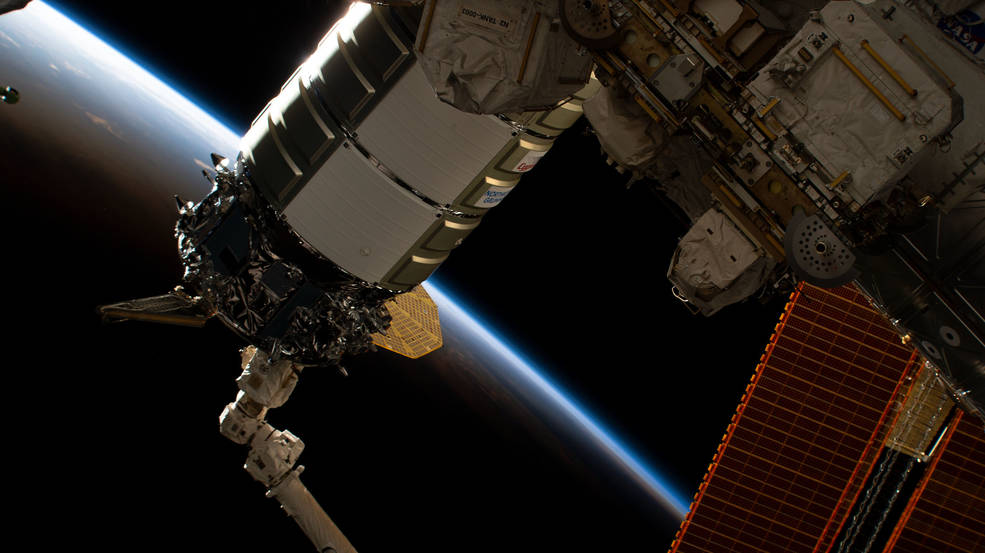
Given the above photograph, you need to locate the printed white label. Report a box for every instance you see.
[458,2,512,33]
[512,149,547,173]
[472,185,515,208]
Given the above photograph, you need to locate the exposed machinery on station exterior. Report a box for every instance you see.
[562,0,983,424]
[94,0,983,550]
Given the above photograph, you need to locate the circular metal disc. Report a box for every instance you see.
[560,0,620,49]
[783,212,859,287]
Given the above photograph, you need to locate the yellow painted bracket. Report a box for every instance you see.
[634,94,663,124]
[517,12,541,83]
[828,170,850,189]
[758,97,781,118]
[860,40,917,97]
[417,0,438,53]
[832,46,905,122]
[899,34,955,90]
[751,115,777,141]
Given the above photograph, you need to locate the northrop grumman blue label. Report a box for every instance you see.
[458,2,512,33]
[473,186,514,208]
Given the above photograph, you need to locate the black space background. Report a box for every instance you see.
[12,2,787,551]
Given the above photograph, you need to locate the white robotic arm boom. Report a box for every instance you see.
[219,347,357,553]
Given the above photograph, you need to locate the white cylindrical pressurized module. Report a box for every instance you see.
[239,3,598,291]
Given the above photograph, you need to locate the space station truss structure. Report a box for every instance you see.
[667,283,985,553]
[564,0,985,422]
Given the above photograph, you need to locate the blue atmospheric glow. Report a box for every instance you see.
[42,1,244,135]
[34,0,689,521]
[423,281,690,519]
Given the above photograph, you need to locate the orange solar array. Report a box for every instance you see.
[668,283,917,553]
[883,412,985,553]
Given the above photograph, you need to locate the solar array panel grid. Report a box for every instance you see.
[669,284,916,553]
[885,412,985,553]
